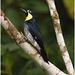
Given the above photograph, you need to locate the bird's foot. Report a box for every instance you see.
[20,32,32,45]
[20,31,28,41]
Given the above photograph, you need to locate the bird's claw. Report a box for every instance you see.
[20,31,28,41]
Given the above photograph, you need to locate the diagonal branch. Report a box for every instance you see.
[0,10,67,75]
[46,0,74,75]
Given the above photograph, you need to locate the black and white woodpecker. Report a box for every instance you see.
[21,8,49,63]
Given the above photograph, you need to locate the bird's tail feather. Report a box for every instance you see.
[41,49,49,64]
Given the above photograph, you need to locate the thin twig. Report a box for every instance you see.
[46,0,74,75]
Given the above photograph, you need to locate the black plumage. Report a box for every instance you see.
[21,9,49,63]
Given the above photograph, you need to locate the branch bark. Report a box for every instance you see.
[46,0,74,75]
[0,10,67,75]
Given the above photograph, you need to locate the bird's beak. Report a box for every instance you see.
[20,8,28,16]
[20,8,27,13]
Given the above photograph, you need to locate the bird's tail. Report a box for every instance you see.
[41,49,49,64]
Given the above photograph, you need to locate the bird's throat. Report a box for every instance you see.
[25,13,33,21]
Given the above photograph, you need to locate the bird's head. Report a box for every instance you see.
[21,8,35,21]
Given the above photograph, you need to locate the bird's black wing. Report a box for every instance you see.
[28,20,48,63]
[27,20,48,59]
[28,20,45,50]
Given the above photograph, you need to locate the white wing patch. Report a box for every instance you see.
[35,37,37,39]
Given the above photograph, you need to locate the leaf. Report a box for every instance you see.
[19,60,33,75]
[1,70,9,74]
[27,68,46,75]
[5,0,13,5]
[1,44,7,55]
[63,0,74,19]
[65,36,74,63]
[5,43,19,52]
[2,50,14,70]
[20,0,48,13]
[17,50,31,59]
[1,43,19,55]
[6,8,20,29]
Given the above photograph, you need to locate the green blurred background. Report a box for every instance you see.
[1,0,74,75]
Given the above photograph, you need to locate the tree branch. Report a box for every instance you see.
[0,10,67,75]
[46,0,74,75]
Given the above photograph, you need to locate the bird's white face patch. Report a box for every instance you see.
[25,11,33,21]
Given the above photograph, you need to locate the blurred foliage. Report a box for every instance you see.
[62,0,74,19]
[1,0,74,75]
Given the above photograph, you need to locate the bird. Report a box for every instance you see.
[21,8,49,63]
